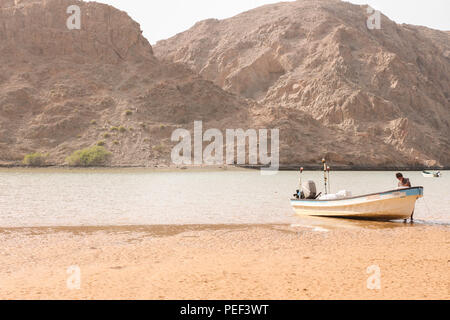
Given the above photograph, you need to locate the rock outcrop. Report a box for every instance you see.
[0,0,253,166]
[1,0,449,168]
[155,0,450,167]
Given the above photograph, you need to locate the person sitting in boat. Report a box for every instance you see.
[396,173,412,188]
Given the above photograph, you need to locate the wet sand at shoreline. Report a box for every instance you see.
[0,223,448,300]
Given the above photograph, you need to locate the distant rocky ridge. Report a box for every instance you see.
[0,0,449,168]
[0,0,255,167]
[155,0,450,168]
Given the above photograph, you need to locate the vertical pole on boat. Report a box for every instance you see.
[295,167,304,199]
[298,167,304,190]
[322,158,328,195]
[327,166,331,194]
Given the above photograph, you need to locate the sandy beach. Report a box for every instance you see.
[0,223,448,300]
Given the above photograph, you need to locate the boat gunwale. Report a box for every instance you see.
[290,186,423,203]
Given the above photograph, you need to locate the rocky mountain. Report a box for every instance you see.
[0,0,254,166]
[155,0,450,168]
[1,0,449,168]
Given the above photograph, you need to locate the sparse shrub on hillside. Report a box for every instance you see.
[125,110,133,116]
[113,140,120,145]
[23,152,48,167]
[66,146,112,167]
[119,126,127,133]
[110,126,119,131]
[139,122,146,129]
[97,140,106,146]
[103,133,111,139]
[90,120,97,125]
[152,143,165,153]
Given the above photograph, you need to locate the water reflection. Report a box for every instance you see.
[291,215,412,231]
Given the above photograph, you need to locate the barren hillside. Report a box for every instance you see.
[0,0,254,166]
[155,0,450,167]
[1,0,449,168]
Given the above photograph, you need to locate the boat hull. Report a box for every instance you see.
[291,187,423,220]
[422,171,440,178]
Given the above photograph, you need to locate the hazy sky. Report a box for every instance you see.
[91,0,450,44]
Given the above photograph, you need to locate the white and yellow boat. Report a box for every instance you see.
[291,187,424,220]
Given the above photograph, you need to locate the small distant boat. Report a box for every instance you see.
[291,187,424,220]
[422,170,441,178]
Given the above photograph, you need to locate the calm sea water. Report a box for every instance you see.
[0,169,448,228]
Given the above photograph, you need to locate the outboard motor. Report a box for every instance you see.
[294,180,317,199]
[302,180,317,199]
